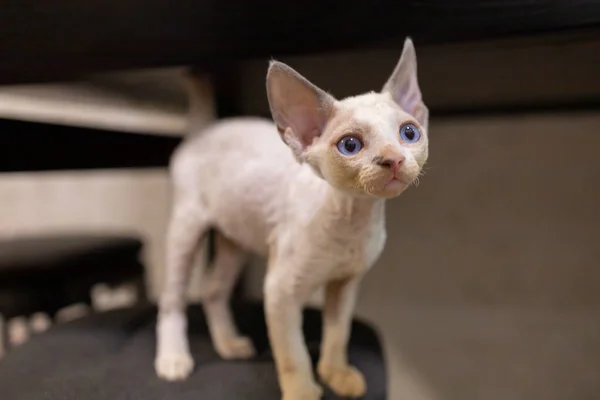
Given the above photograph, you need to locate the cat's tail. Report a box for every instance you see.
[184,67,216,131]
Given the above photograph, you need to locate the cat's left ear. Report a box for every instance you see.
[266,61,336,159]
[382,38,429,132]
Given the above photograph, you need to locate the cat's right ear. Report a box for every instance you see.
[266,61,336,158]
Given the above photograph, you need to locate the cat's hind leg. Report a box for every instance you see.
[201,231,256,359]
[155,199,209,381]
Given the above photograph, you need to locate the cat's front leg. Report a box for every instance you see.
[264,268,323,400]
[317,276,366,398]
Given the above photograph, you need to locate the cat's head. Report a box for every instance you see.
[266,38,429,199]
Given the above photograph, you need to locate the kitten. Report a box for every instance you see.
[155,38,429,400]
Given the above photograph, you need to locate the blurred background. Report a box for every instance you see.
[1,2,599,400]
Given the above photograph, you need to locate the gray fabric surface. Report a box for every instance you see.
[0,303,386,399]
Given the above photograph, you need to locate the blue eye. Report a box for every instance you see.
[336,136,363,156]
[400,124,421,143]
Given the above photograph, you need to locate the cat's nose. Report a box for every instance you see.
[375,154,405,175]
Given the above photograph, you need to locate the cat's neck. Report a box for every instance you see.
[320,184,386,227]
[287,164,386,228]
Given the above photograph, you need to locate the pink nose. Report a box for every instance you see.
[375,155,405,176]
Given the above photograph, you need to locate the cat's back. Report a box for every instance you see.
[176,116,288,160]
[171,116,295,189]
[170,117,299,255]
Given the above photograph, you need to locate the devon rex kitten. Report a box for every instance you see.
[156,38,429,399]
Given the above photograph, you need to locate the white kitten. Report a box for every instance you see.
[155,38,429,400]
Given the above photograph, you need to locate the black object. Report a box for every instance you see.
[0,119,182,173]
[2,1,600,84]
[0,303,387,400]
[0,234,145,320]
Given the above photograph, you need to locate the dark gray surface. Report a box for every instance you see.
[0,303,387,399]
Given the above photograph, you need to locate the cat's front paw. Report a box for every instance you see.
[215,335,256,360]
[318,363,366,398]
[155,352,195,381]
[280,373,323,400]
[281,383,323,400]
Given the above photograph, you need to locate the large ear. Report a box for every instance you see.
[266,61,336,157]
[382,38,429,131]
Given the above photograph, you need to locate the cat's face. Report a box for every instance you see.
[267,38,429,199]
[303,93,428,198]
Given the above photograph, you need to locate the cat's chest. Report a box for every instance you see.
[316,215,387,279]
[364,223,387,268]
